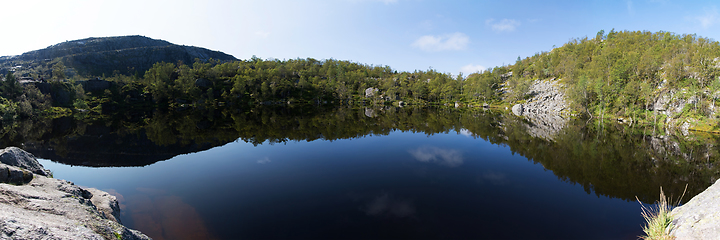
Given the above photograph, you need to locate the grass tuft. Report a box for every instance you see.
[636,186,687,240]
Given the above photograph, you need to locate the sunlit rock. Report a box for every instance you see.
[671,179,720,240]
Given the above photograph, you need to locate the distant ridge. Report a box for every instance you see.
[5,35,237,77]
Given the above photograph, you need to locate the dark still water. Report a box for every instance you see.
[6,106,718,239]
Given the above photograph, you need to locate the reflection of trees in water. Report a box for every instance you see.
[463,114,720,204]
[2,106,719,204]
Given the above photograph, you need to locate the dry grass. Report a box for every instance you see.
[636,186,687,240]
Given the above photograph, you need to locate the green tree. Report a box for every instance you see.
[2,72,22,100]
[52,61,66,80]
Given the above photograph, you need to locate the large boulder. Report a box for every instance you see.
[0,164,33,185]
[365,87,378,98]
[671,179,720,239]
[0,147,50,176]
[511,104,524,116]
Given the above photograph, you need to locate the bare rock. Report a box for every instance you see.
[0,164,34,185]
[510,79,570,141]
[671,179,720,239]
[365,87,378,98]
[511,104,524,116]
[0,147,50,176]
[0,147,151,240]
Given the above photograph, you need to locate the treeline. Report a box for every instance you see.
[1,57,498,120]
[132,57,487,106]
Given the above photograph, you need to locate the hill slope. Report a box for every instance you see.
[1,35,237,77]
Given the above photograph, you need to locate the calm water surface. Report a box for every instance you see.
[10,107,717,239]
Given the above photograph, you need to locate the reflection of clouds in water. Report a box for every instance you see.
[257,157,271,164]
[478,171,509,186]
[364,193,416,218]
[408,146,464,167]
[459,128,473,137]
[126,188,216,240]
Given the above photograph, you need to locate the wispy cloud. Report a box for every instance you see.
[626,0,634,15]
[479,171,509,186]
[257,157,271,164]
[458,128,474,137]
[363,193,415,218]
[411,32,469,52]
[408,146,464,167]
[485,18,520,32]
[696,6,719,29]
[460,64,486,74]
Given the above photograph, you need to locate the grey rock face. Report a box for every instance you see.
[511,79,570,141]
[0,164,33,185]
[365,87,378,98]
[0,147,49,176]
[0,147,151,240]
[671,179,720,239]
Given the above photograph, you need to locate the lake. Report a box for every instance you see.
[5,106,718,239]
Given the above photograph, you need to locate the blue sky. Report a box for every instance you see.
[2,0,719,75]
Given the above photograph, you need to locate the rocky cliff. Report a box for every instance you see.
[0,147,150,240]
[510,78,570,141]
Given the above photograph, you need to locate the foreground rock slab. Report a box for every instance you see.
[671,179,720,239]
[0,147,150,240]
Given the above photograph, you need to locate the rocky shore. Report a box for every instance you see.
[0,147,150,240]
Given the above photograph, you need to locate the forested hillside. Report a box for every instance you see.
[506,30,720,121]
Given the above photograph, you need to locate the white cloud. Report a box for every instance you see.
[626,1,634,15]
[696,7,719,29]
[408,146,464,167]
[411,32,469,52]
[257,157,271,164]
[459,128,473,137]
[485,18,520,32]
[460,64,486,74]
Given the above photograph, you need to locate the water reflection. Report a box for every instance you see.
[408,146,464,167]
[24,106,720,239]
[4,106,720,204]
[479,171,509,186]
[363,193,416,218]
[256,157,271,164]
[125,188,215,240]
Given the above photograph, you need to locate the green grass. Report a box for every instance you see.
[637,186,687,240]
